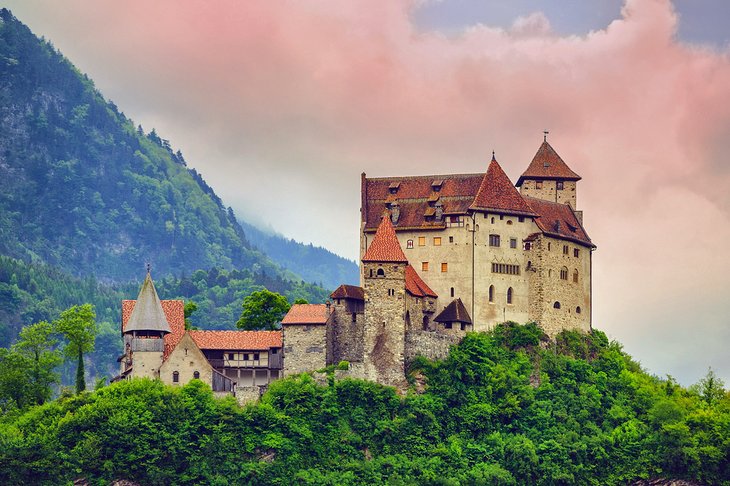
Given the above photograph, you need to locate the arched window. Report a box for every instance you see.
[507,287,513,305]
[376,268,385,277]
[172,371,179,383]
[406,239,414,249]
[193,371,200,379]
[576,306,581,314]
[450,287,455,297]
[553,301,561,309]
[489,285,494,303]
[573,269,579,283]
[560,267,568,280]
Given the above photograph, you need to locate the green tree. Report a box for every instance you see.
[54,304,96,393]
[12,321,61,405]
[694,367,725,405]
[183,301,198,330]
[293,298,308,305]
[236,289,290,330]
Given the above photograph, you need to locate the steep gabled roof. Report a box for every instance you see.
[405,264,437,298]
[469,157,537,216]
[434,298,472,324]
[524,196,595,248]
[362,213,408,263]
[188,330,282,350]
[516,141,581,186]
[330,284,365,301]
[281,304,329,325]
[124,272,171,334]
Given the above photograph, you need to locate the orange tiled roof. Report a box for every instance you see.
[405,264,437,298]
[362,213,409,263]
[188,330,282,351]
[469,157,537,216]
[331,284,365,301]
[524,196,594,247]
[516,141,581,186]
[281,304,329,325]
[122,299,186,360]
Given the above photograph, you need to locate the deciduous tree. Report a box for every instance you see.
[54,304,96,393]
[236,289,290,330]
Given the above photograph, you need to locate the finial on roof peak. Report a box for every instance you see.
[491,150,496,161]
[543,130,549,142]
[146,262,151,275]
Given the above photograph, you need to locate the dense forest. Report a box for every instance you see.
[0,324,727,485]
[239,220,358,291]
[0,9,338,366]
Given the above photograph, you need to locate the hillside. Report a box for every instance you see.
[0,325,727,485]
[239,220,359,290]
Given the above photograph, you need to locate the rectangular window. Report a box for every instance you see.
[253,353,260,361]
[421,262,429,272]
[557,181,564,190]
[489,234,501,247]
[518,216,524,223]
[243,353,249,361]
[536,181,543,189]
[450,287,454,297]
[433,237,441,246]
[574,248,580,258]
[449,236,454,243]
[510,238,517,249]
[441,263,448,272]
[228,353,234,360]
[418,236,426,246]
[406,239,413,249]
[491,263,520,275]
[563,245,569,255]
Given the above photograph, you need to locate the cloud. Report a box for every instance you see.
[6,0,730,384]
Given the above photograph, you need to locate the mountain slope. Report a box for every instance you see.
[239,220,359,290]
[0,8,273,281]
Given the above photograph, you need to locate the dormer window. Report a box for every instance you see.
[389,182,400,194]
[431,179,443,192]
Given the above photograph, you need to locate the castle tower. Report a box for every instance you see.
[123,270,171,379]
[361,213,409,387]
[516,139,582,213]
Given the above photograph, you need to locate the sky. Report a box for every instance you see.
[3,0,730,386]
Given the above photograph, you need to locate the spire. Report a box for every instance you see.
[469,157,537,216]
[362,212,408,263]
[124,272,172,334]
[516,140,581,187]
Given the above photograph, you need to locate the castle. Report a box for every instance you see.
[115,138,595,395]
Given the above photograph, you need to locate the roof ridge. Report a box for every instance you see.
[362,213,409,263]
[516,141,581,186]
[469,158,537,215]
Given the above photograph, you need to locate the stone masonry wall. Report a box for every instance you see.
[282,324,327,376]
[330,300,365,365]
[404,330,461,364]
[362,262,407,388]
[158,333,213,386]
[520,180,577,208]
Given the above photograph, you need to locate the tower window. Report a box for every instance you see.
[518,216,524,223]
[510,238,517,249]
[547,242,552,251]
[554,301,561,309]
[450,287,454,297]
[560,267,568,280]
[491,217,495,224]
[418,236,426,246]
[193,371,200,379]
[489,234,501,247]
[441,263,448,272]
[376,268,385,277]
[406,239,414,249]
[449,236,454,243]
[507,287,513,305]
[433,237,441,246]
[173,371,179,383]
[574,248,580,258]
[422,262,429,272]
[557,181,564,190]
[489,285,494,303]
[573,269,579,283]
[576,306,582,314]
[563,245,569,255]
[536,181,543,189]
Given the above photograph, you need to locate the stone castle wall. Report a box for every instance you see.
[330,300,365,365]
[520,179,577,208]
[404,330,461,364]
[282,324,327,376]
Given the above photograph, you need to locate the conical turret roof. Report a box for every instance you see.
[362,212,408,263]
[516,141,581,186]
[124,272,172,334]
[470,156,537,216]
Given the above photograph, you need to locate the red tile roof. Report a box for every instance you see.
[405,264,437,298]
[122,299,185,360]
[281,304,329,325]
[188,330,282,351]
[362,173,483,231]
[469,157,537,216]
[524,196,594,247]
[516,141,581,186]
[331,284,365,301]
[362,213,409,263]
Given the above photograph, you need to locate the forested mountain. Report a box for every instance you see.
[240,220,359,290]
[1,325,727,485]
